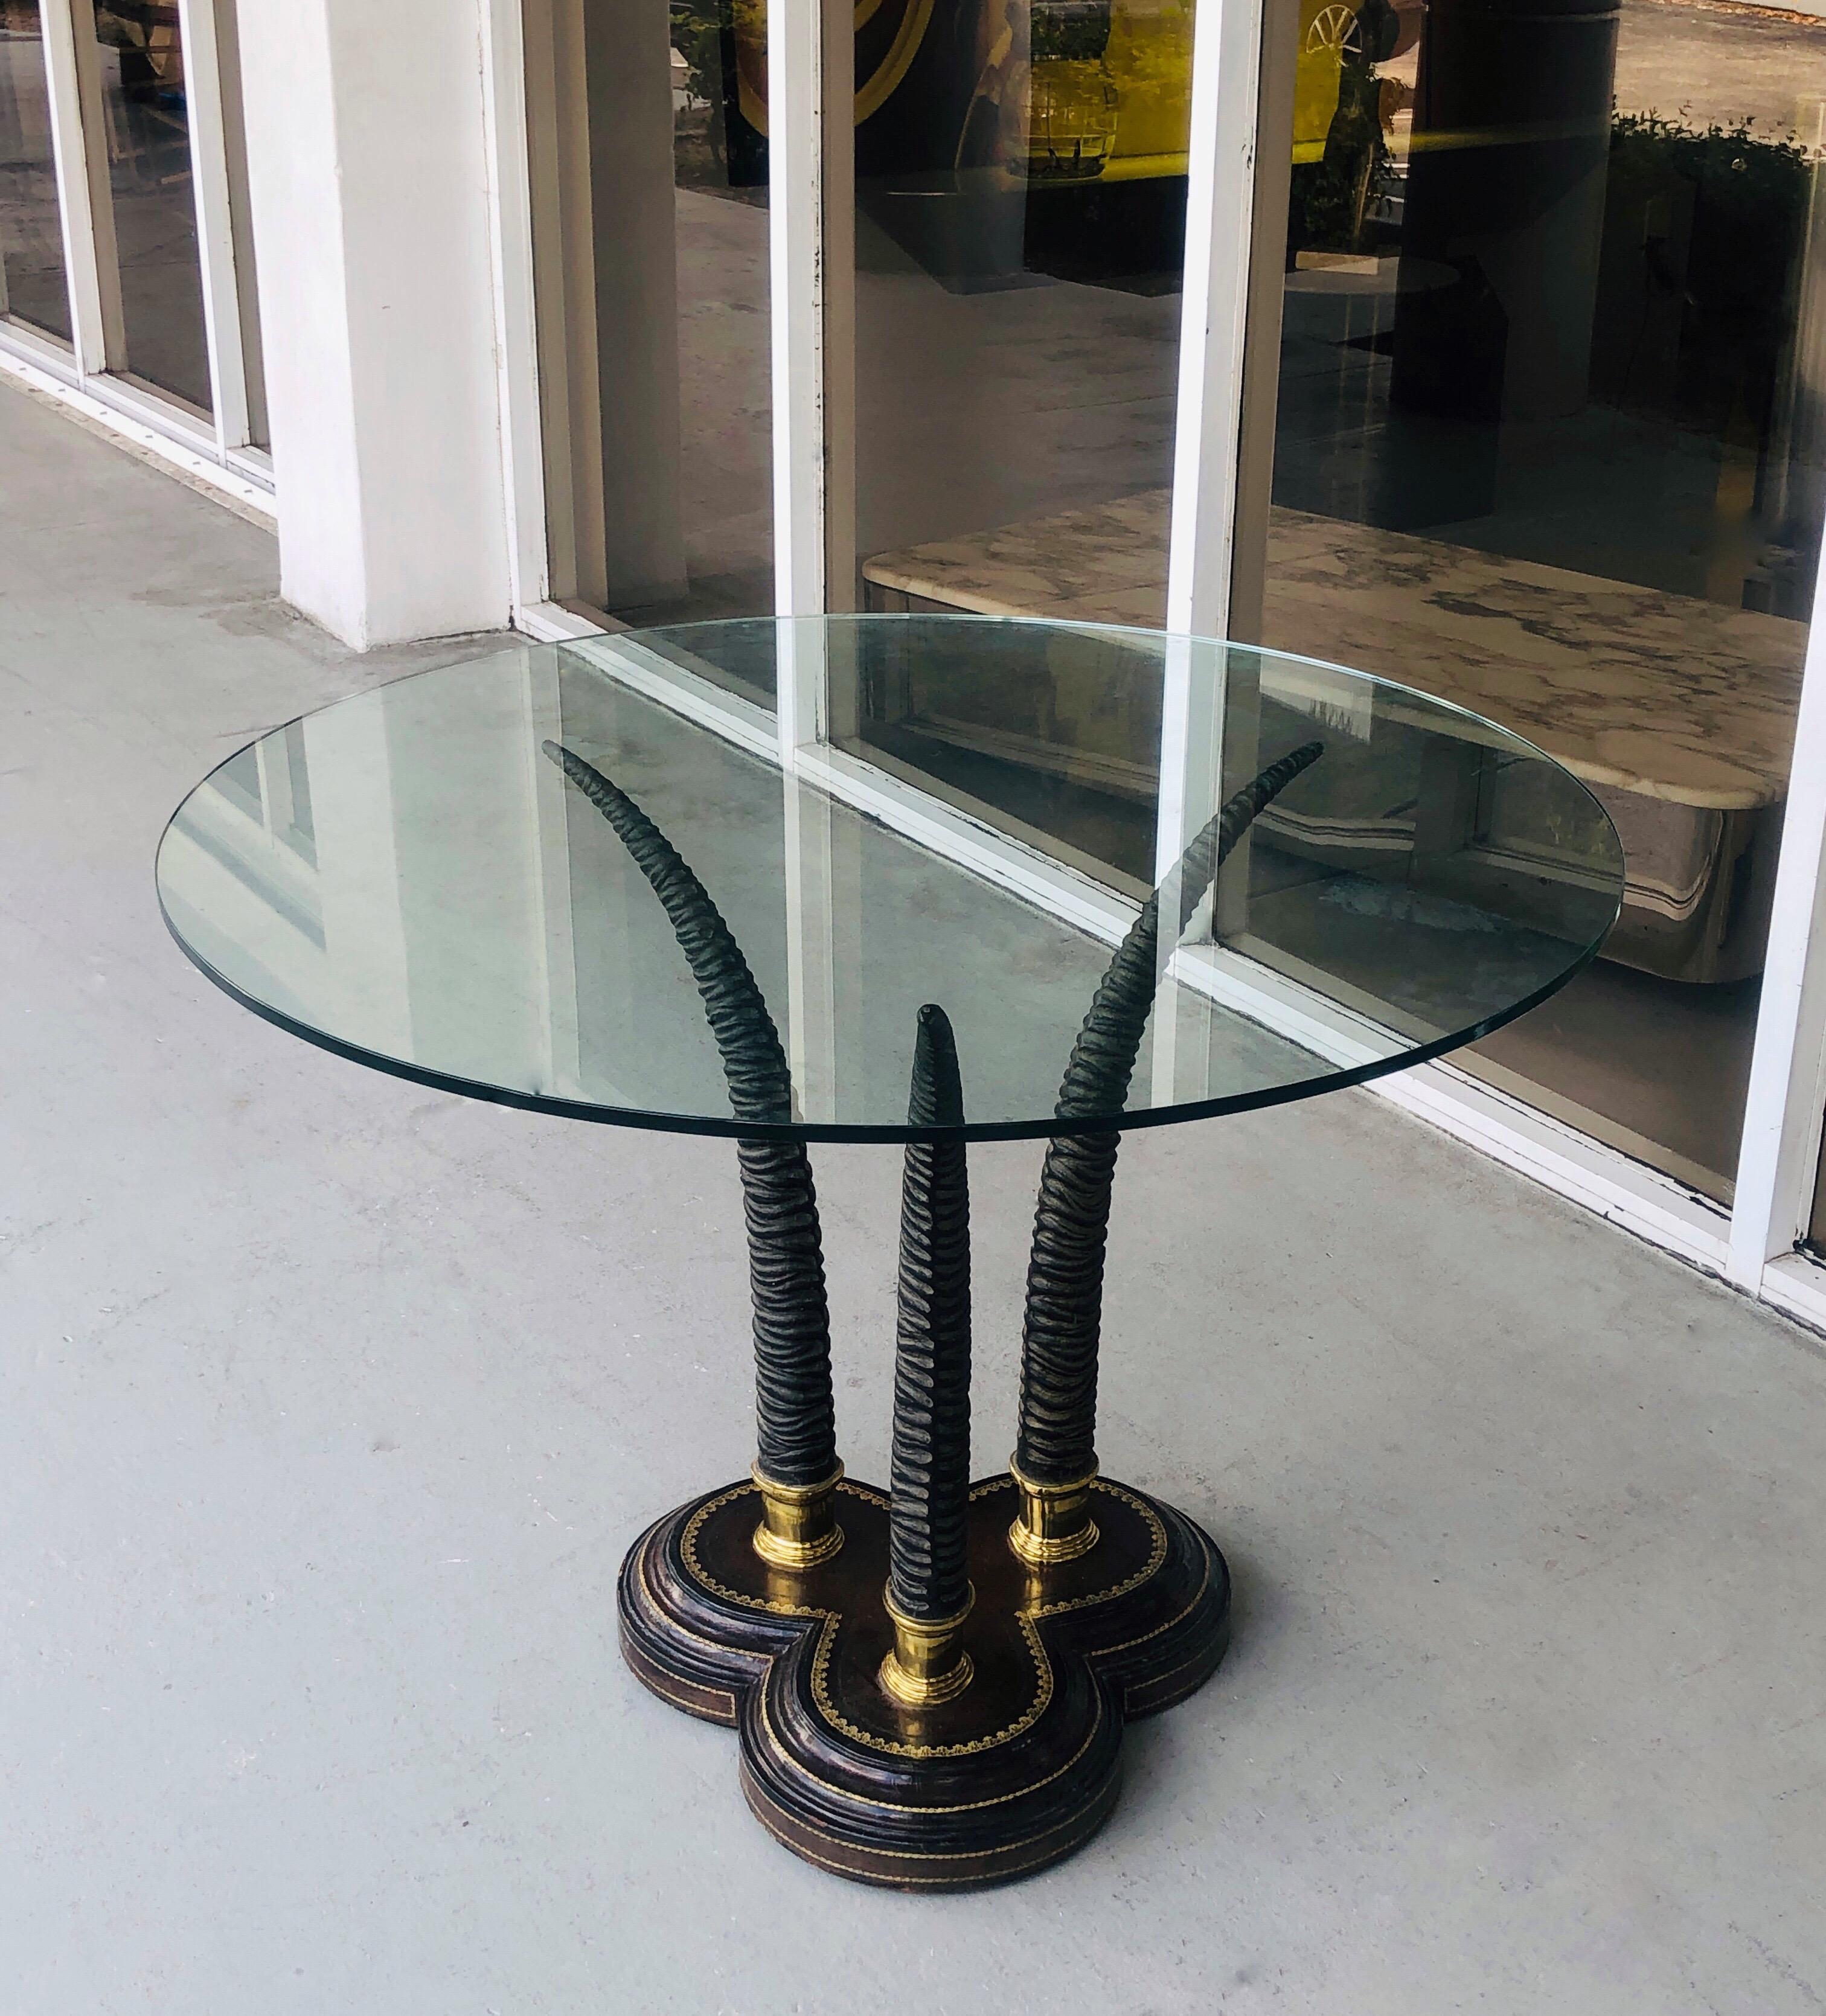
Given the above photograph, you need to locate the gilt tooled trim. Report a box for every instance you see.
[678,1480,1169,1759]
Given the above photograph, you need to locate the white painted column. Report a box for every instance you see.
[234,0,511,648]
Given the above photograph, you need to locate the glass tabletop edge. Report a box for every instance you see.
[155,871,1615,1148]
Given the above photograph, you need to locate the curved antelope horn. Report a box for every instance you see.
[543,743,839,1520]
[1012,741,1325,1525]
[880,1004,975,1705]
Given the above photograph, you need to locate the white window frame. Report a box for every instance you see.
[485,0,1826,1326]
[0,0,272,518]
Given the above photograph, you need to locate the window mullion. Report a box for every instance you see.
[38,0,120,374]
[1728,594,1826,1282]
[769,0,853,753]
[1164,0,1301,645]
[176,0,250,450]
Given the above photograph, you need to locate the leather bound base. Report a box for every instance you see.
[617,1471,1229,1889]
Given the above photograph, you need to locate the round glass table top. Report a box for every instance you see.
[156,616,1625,1144]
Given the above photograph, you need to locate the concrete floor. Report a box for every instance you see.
[1618,0,1826,129]
[4,374,1826,2012]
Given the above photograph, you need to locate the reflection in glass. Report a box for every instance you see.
[1256,0,1826,1200]
[839,617,1165,888]
[0,0,72,344]
[843,0,1194,614]
[155,627,1625,1138]
[94,0,211,412]
[527,0,774,644]
[665,0,773,621]
[210,0,266,445]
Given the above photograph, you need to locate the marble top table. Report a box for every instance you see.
[861,491,1806,815]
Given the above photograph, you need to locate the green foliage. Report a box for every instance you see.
[670,0,731,120]
[1587,112,1818,449]
[1606,112,1812,370]
[1031,1,1113,65]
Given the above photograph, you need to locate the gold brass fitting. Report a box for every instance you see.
[879,1586,975,1707]
[1007,1456,1100,1566]
[751,1461,845,1572]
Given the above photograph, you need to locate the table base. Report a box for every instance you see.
[617,1471,1229,1889]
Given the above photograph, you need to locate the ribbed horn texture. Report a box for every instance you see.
[543,741,837,1487]
[1014,741,1325,1485]
[888,1005,973,1622]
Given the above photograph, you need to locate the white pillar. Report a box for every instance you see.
[234,0,512,649]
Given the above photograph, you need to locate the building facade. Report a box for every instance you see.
[7,0,1826,1325]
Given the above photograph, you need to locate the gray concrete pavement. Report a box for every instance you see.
[1618,0,1826,132]
[2,376,1825,2012]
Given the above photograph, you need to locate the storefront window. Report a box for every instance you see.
[849,0,1191,600]
[0,0,72,344]
[818,0,1194,867]
[527,0,775,641]
[1250,0,1826,1201]
[92,0,211,411]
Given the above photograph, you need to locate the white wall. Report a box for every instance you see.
[235,0,512,649]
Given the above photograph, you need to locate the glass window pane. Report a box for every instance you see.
[1249,0,1826,1203]
[668,0,773,623]
[829,0,1195,872]
[850,0,1191,614]
[527,0,775,658]
[0,0,72,345]
[94,0,211,412]
[211,0,266,446]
